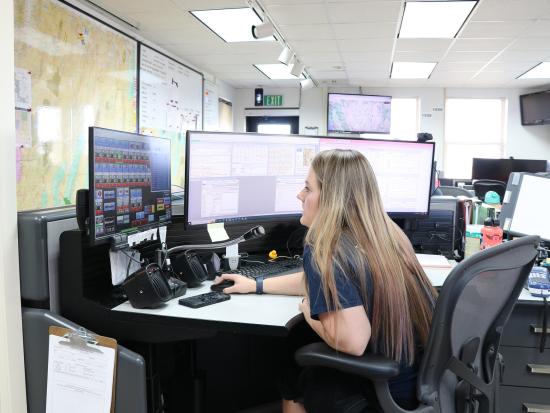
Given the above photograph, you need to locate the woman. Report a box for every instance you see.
[214,149,437,412]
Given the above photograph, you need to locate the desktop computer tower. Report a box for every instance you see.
[405,196,465,260]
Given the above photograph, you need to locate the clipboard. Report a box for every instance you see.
[47,326,117,413]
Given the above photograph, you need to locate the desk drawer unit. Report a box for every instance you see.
[499,303,550,412]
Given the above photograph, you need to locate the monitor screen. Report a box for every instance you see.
[327,93,391,134]
[472,158,547,183]
[319,138,434,217]
[185,132,435,226]
[520,90,550,126]
[89,127,172,244]
[503,174,550,241]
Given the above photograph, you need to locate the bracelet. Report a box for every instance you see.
[255,276,264,294]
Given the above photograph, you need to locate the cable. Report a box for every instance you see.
[121,249,142,265]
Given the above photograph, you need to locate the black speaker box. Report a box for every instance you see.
[171,250,208,287]
[122,263,172,309]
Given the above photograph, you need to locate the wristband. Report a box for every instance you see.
[256,276,264,294]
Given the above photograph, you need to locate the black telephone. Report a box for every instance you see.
[171,250,208,287]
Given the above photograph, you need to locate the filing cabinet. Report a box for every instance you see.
[500,303,550,413]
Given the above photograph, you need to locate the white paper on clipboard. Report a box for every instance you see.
[46,333,116,413]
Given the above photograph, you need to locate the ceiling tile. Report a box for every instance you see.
[395,39,453,52]
[279,24,334,40]
[331,22,397,38]
[393,51,446,62]
[340,51,392,62]
[525,19,550,36]
[299,52,343,62]
[471,0,550,21]
[337,38,395,52]
[508,37,550,51]
[327,1,402,23]
[452,38,514,52]
[292,39,340,53]
[429,71,476,82]
[436,61,487,71]
[266,4,329,25]
[308,70,347,79]
[444,51,499,61]
[345,61,389,71]
[459,21,531,38]
[494,50,550,62]
[346,70,389,80]
[472,71,515,82]
[94,0,174,14]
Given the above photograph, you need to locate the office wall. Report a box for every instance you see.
[0,0,27,411]
[233,85,550,170]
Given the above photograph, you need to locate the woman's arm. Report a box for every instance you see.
[215,271,305,296]
[300,299,371,356]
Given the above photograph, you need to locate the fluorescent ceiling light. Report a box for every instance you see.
[399,1,477,38]
[391,62,436,79]
[190,8,274,42]
[255,64,306,80]
[518,62,550,79]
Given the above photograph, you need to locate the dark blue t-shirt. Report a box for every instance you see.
[303,245,419,406]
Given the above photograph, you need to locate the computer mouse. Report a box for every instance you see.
[210,279,234,292]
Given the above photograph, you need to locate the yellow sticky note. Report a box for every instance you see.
[207,222,229,242]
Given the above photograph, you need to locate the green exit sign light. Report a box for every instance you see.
[263,95,283,106]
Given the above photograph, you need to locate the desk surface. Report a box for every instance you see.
[112,262,544,335]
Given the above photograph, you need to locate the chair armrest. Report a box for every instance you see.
[295,342,400,381]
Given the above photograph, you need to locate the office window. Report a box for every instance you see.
[444,98,507,179]
[361,97,419,140]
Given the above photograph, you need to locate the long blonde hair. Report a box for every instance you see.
[305,149,437,364]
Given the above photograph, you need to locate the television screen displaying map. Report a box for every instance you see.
[328,94,391,134]
[14,0,137,210]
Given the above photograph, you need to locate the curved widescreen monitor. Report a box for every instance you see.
[89,127,172,244]
[185,131,434,227]
[327,93,391,134]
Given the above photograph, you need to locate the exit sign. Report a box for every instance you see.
[263,95,283,106]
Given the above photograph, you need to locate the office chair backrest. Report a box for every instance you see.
[438,186,474,197]
[473,179,506,202]
[417,235,539,412]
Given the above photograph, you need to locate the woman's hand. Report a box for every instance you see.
[213,273,255,294]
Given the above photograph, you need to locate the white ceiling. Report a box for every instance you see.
[92,0,550,89]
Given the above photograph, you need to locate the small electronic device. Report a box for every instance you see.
[254,88,263,106]
[171,250,209,287]
[178,291,231,308]
[210,280,234,292]
[88,126,172,246]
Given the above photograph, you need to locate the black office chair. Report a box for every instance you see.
[438,186,474,197]
[295,235,539,413]
[472,180,506,202]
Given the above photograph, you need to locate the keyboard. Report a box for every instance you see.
[223,258,303,279]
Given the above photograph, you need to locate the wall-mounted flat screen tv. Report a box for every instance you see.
[520,90,550,126]
[327,93,391,134]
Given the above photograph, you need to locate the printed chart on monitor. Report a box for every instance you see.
[139,44,203,189]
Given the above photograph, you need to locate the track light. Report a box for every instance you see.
[300,78,315,90]
[290,60,305,77]
[251,21,274,39]
[278,46,294,65]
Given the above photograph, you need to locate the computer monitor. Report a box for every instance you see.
[185,132,435,226]
[500,173,550,242]
[327,93,391,134]
[471,158,547,183]
[185,131,316,226]
[89,127,172,244]
[319,138,434,217]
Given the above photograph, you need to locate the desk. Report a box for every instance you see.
[113,281,304,335]
[112,265,457,335]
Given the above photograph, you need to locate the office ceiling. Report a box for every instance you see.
[92,0,550,89]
